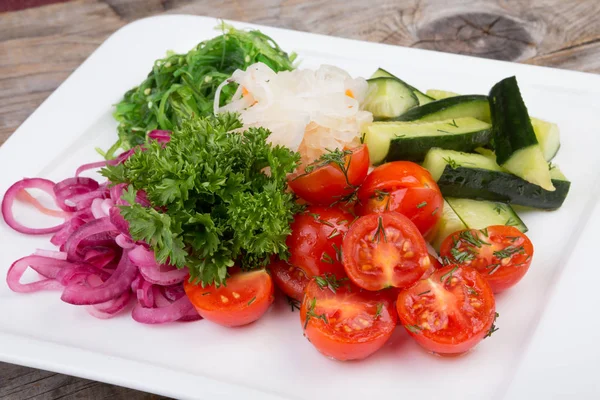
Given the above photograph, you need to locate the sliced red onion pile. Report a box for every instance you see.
[1,130,200,324]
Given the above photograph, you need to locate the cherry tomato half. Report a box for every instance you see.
[396,265,496,355]
[440,225,534,293]
[269,259,310,301]
[300,277,397,361]
[288,145,369,205]
[184,269,274,327]
[356,161,443,237]
[342,212,430,291]
[287,206,353,278]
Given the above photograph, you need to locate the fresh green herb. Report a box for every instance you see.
[431,207,439,216]
[247,296,256,305]
[417,290,431,296]
[440,266,458,284]
[493,203,505,214]
[107,24,296,159]
[447,119,459,128]
[374,303,384,319]
[506,236,520,243]
[443,157,459,169]
[373,189,389,201]
[548,162,556,171]
[307,212,321,220]
[332,243,343,262]
[480,227,489,237]
[505,217,520,227]
[466,286,478,296]
[314,273,347,293]
[485,312,499,338]
[102,113,300,286]
[327,228,340,239]
[487,263,502,275]
[405,324,422,334]
[318,219,335,228]
[493,245,525,259]
[297,148,354,186]
[202,292,211,296]
[450,247,475,263]
[437,129,452,134]
[304,297,328,329]
[320,253,335,264]
[287,296,300,312]
[416,201,428,209]
[372,216,387,243]
[458,230,490,248]
[360,132,366,144]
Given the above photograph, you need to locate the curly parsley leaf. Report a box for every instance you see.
[102,113,301,286]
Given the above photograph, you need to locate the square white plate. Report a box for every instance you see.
[1,15,600,400]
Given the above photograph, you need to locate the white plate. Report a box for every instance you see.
[1,15,600,400]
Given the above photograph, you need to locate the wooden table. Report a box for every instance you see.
[1,0,598,398]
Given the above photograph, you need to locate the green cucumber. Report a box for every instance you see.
[530,117,561,161]
[363,77,418,119]
[370,68,434,105]
[489,76,554,191]
[392,95,491,123]
[425,89,460,100]
[431,200,467,251]
[364,117,492,164]
[422,148,570,209]
[446,197,527,233]
[426,88,561,161]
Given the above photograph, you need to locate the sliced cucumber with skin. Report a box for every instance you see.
[364,117,492,164]
[422,148,570,210]
[490,76,554,191]
[446,197,527,233]
[392,95,491,123]
[363,77,418,119]
[426,88,561,162]
[431,200,467,251]
[426,89,460,100]
[530,117,560,161]
[370,68,434,105]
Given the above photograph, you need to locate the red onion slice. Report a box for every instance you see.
[54,177,100,212]
[129,246,188,285]
[2,178,69,235]
[131,294,196,324]
[7,256,69,293]
[64,217,117,261]
[86,291,131,319]
[61,250,137,305]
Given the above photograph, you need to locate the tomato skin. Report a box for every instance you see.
[342,212,430,291]
[287,206,352,278]
[269,259,310,301]
[396,265,496,355]
[300,278,397,361]
[440,225,534,293]
[356,161,443,237]
[288,145,369,205]
[184,269,274,327]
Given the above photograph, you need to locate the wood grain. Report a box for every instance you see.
[1,0,599,398]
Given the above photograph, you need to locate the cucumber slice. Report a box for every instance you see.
[364,117,492,164]
[446,198,527,233]
[530,117,561,161]
[426,89,460,100]
[370,68,434,105]
[426,88,560,161]
[422,148,570,209]
[431,200,467,251]
[431,197,528,251]
[363,77,418,119]
[393,95,491,123]
[489,76,554,191]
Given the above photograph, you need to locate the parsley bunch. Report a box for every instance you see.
[105,24,296,159]
[102,113,301,286]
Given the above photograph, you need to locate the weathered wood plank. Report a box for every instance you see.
[1,0,599,398]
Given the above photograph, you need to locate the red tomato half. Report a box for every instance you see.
[300,277,397,361]
[440,225,534,293]
[184,269,274,327]
[287,206,353,278]
[269,259,310,301]
[396,265,496,355]
[288,145,369,205]
[342,212,430,291]
[356,161,443,237]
